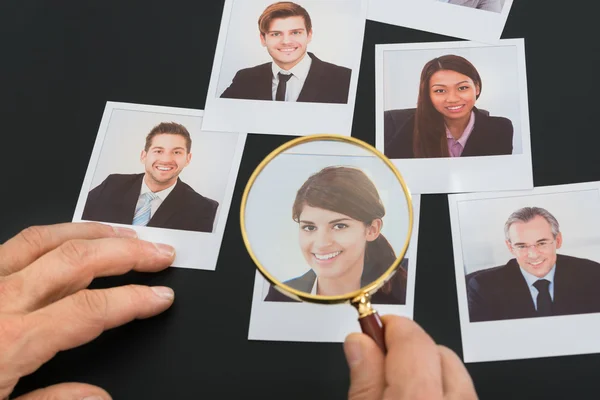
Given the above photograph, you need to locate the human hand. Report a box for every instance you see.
[0,222,176,400]
[344,315,478,399]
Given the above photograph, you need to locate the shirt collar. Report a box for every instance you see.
[140,176,177,201]
[445,110,476,147]
[310,276,318,295]
[271,52,313,82]
[519,263,557,287]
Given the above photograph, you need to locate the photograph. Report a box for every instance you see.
[375,39,532,194]
[449,182,600,362]
[367,0,514,44]
[202,0,368,135]
[72,101,247,270]
[245,141,419,343]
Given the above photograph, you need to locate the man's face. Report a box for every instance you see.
[505,215,563,278]
[260,16,312,70]
[141,133,191,190]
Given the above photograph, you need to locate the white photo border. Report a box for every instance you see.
[375,39,533,194]
[449,182,600,363]
[247,195,420,343]
[202,0,368,136]
[72,101,247,271]
[367,0,515,44]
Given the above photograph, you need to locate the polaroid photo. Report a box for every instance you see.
[375,39,532,194]
[245,143,420,342]
[367,0,515,44]
[73,102,247,271]
[449,182,600,362]
[202,0,368,136]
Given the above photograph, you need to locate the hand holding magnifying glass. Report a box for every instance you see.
[241,135,413,351]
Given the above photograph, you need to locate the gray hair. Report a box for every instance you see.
[504,207,560,241]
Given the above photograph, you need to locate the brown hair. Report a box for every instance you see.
[292,166,407,297]
[413,55,482,158]
[144,122,192,153]
[258,2,312,36]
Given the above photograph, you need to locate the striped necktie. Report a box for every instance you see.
[132,192,157,226]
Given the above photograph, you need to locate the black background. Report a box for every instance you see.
[3,1,600,399]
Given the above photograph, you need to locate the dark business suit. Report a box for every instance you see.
[82,173,219,233]
[466,254,600,322]
[384,107,513,159]
[220,52,352,104]
[264,258,408,305]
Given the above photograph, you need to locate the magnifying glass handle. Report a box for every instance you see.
[358,311,386,352]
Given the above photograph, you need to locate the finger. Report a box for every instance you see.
[0,222,137,276]
[344,332,385,400]
[438,346,478,400]
[12,382,112,400]
[1,238,175,313]
[381,315,444,400]
[14,285,174,379]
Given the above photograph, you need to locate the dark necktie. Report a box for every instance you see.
[533,279,553,317]
[275,72,293,101]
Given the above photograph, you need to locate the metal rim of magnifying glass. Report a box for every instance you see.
[240,133,414,305]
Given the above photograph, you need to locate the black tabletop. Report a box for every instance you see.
[3,1,600,399]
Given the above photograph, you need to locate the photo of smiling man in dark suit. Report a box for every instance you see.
[220,1,352,104]
[82,122,219,233]
[466,207,600,323]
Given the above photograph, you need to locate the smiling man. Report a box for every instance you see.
[466,207,600,322]
[82,122,219,233]
[220,1,352,104]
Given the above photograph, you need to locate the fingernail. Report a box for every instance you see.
[112,226,138,238]
[344,337,363,367]
[152,286,175,301]
[153,242,175,257]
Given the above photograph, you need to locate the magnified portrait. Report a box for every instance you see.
[384,54,513,159]
[263,165,408,305]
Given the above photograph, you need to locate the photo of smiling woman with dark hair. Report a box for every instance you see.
[384,54,513,159]
[264,166,408,305]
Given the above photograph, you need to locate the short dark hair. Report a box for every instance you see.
[258,2,312,36]
[144,122,192,153]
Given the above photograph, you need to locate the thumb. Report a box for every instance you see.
[344,332,385,400]
[12,382,112,400]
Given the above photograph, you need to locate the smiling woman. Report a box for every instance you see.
[264,166,408,304]
[384,54,514,159]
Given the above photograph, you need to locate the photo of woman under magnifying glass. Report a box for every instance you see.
[264,165,408,304]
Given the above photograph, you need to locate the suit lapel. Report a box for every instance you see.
[115,174,143,225]
[504,261,537,318]
[461,109,486,157]
[297,53,323,102]
[552,255,578,315]
[256,63,275,101]
[148,179,182,228]
[288,270,317,293]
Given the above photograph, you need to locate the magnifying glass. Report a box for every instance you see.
[240,134,413,351]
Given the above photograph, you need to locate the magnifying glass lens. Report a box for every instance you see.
[241,135,412,351]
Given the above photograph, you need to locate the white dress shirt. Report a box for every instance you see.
[135,178,177,219]
[270,53,313,102]
[518,264,556,310]
[310,277,318,295]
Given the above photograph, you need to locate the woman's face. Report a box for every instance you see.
[297,205,380,283]
[429,69,480,122]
